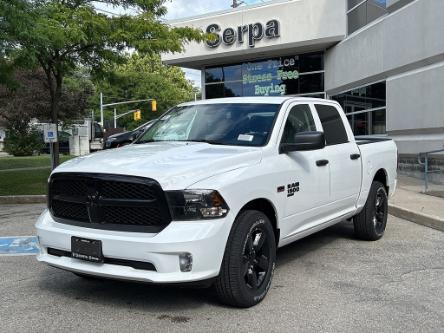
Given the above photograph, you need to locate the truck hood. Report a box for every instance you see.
[54,142,262,190]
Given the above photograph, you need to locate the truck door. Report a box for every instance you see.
[277,103,330,238]
[313,103,362,216]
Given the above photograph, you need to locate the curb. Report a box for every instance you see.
[389,204,444,232]
[0,195,46,205]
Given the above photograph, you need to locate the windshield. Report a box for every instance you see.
[136,103,280,147]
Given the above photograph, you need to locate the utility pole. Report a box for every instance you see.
[101,97,156,127]
[100,92,104,126]
[231,0,245,8]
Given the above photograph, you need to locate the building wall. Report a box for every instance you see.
[325,0,444,154]
[162,0,443,157]
[387,61,444,154]
[163,0,347,69]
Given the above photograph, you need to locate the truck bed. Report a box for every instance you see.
[355,136,393,145]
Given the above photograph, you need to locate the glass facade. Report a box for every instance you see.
[331,81,386,135]
[347,0,387,34]
[204,52,325,99]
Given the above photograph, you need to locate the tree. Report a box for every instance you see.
[0,0,204,165]
[0,69,93,155]
[96,53,197,129]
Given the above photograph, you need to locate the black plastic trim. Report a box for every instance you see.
[52,217,165,233]
[47,247,157,271]
[355,136,392,145]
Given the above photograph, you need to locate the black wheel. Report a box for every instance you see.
[354,181,388,241]
[215,210,276,308]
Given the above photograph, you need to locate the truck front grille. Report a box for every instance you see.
[48,173,171,233]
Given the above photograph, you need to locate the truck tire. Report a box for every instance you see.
[354,181,388,241]
[215,210,276,308]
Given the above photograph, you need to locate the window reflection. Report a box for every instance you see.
[347,0,387,34]
[204,52,325,99]
[332,81,386,135]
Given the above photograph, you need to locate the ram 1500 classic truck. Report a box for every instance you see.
[36,97,398,307]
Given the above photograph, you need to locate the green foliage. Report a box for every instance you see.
[0,0,204,88]
[4,129,43,157]
[0,0,204,164]
[96,53,198,129]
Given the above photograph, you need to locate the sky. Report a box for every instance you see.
[93,0,270,88]
[163,0,239,87]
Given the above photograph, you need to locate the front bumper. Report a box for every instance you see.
[35,209,233,283]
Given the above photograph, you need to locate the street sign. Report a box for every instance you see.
[43,123,58,143]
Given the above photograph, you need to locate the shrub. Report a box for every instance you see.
[4,129,43,157]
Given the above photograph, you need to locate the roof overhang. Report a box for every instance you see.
[162,0,347,69]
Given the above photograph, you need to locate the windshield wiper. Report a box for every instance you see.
[136,139,225,145]
[135,139,157,144]
[181,139,225,145]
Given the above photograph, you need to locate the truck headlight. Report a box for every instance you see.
[166,190,229,220]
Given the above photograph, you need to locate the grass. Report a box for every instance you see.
[0,168,51,195]
[0,155,74,195]
[0,154,73,170]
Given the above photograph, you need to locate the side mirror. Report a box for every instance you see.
[279,131,325,154]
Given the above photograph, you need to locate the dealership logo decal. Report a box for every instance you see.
[206,19,280,48]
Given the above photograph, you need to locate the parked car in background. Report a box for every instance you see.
[104,119,157,149]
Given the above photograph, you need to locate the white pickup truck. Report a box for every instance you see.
[36,97,397,307]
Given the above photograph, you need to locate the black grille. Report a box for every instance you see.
[48,173,171,232]
[51,200,89,222]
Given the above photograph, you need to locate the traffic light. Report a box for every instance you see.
[134,110,142,121]
[151,100,157,112]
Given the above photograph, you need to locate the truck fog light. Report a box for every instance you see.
[179,253,193,272]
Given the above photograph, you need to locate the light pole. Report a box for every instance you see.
[99,94,156,128]
[100,92,104,126]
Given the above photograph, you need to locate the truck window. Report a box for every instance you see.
[315,104,348,145]
[281,104,316,144]
[137,103,280,147]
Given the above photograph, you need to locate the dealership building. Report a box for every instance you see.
[163,0,444,176]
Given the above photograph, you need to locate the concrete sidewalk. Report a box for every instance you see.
[389,175,444,231]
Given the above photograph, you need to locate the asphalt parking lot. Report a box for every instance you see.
[1,204,443,332]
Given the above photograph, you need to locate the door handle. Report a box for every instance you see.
[350,153,361,160]
[316,159,329,167]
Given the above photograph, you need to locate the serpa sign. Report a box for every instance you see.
[206,19,280,48]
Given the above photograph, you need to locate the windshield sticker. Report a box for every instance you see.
[238,134,254,142]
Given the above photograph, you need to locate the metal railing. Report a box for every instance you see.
[417,149,444,192]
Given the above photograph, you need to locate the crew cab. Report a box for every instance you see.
[35,97,397,307]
